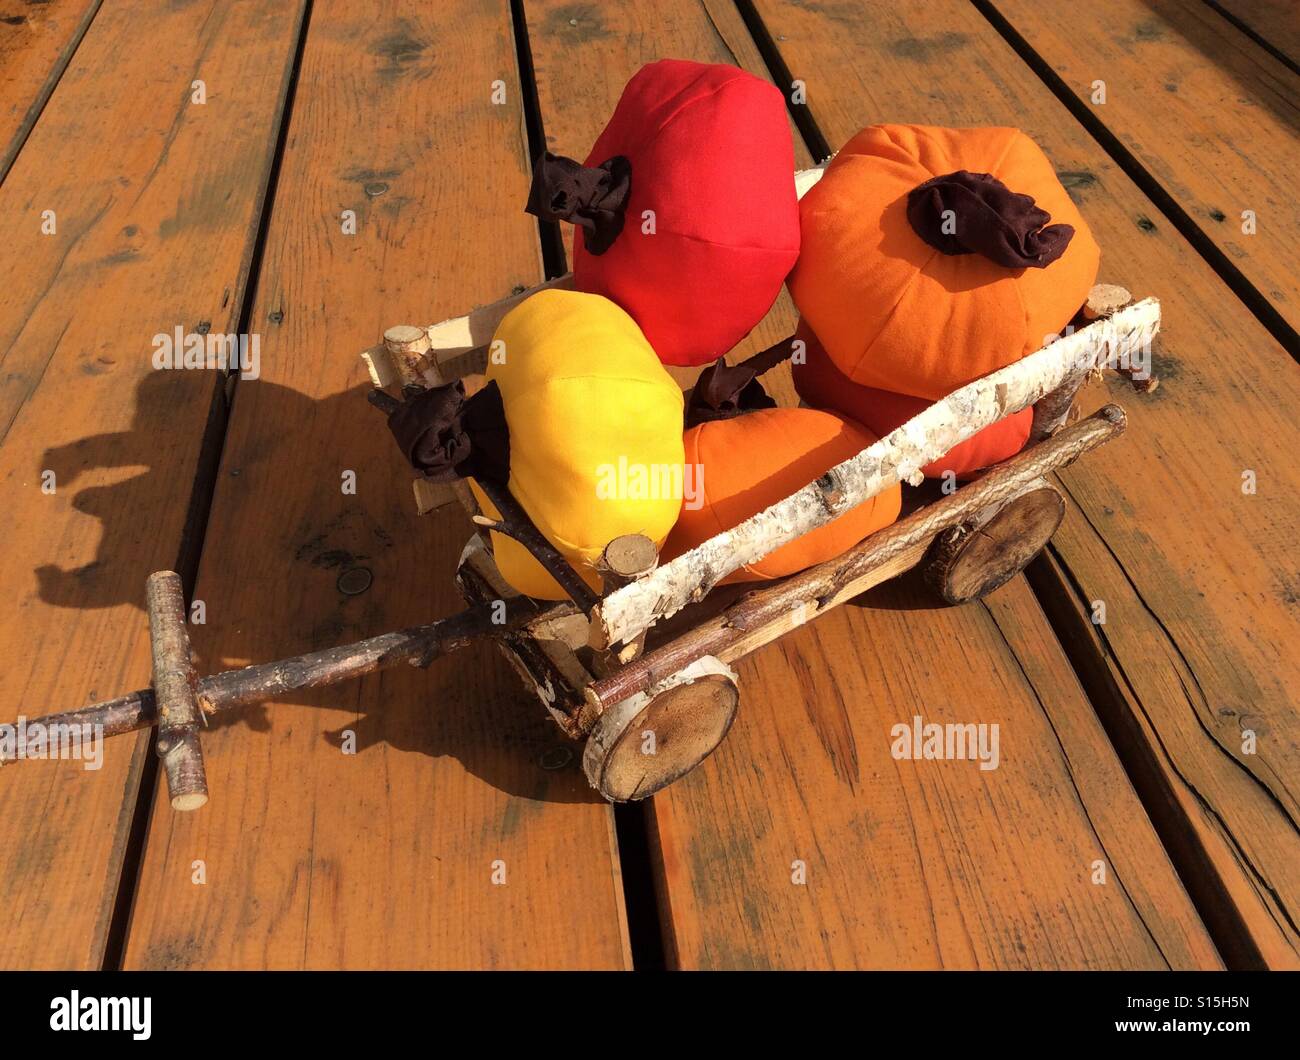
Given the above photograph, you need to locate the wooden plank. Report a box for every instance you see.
[121,0,631,970]
[1210,0,1300,67]
[524,0,1219,968]
[752,0,1300,967]
[652,576,1219,968]
[0,0,101,179]
[982,0,1300,343]
[0,0,306,968]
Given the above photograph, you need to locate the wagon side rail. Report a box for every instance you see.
[591,297,1161,647]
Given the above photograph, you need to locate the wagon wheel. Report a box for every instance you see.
[924,479,1066,604]
[583,656,739,802]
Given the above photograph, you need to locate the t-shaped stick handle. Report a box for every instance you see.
[146,571,209,811]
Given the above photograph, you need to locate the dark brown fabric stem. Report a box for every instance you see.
[526,151,632,255]
[684,332,800,427]
[384,379,510,485]
[907,169,1073,269]
[374,380,599,612]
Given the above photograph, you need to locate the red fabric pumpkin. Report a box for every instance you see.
[573,60,800,367]
[792,319,1031,479]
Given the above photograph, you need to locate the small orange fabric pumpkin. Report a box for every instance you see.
[662,407,901,581]
[791,319,1031,479]
[789,124,1100,400]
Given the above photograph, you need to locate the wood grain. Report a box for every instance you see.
[1211,0,1300,66]
[984,0,1300,341]
[120,0,631,970]
[0,0,306,968]
[753,0,1300,966]
[525,0,1219,968]
[0,0,101,179]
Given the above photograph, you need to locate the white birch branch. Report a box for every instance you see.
[593,298,1161,647]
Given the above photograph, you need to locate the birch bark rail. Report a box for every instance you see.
[592,298,1162,649]
[586,406,1126,710]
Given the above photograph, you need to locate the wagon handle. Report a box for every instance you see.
[0,590,578,801]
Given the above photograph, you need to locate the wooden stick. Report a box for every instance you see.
[0,596,577,767]
[456,536,593,737]
[1030,283,1134,442]
[586,404,1127,711]
[592,299,1160,648]
[592,535,659,673]
[146,572,209,811]
[473,476,602,615]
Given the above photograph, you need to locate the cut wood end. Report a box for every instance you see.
[586,606,611,652]
[1083,283,1132,320]
[171,791,209,812]
[580,684,606,728]
[583,659,739,802]
[598,534,659,581]
[146,569,183,596]
[925,485,1066,604]
[384,324,437,387]
[383,324,428,349]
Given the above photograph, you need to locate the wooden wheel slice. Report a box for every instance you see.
[925,481,1066,604]
[583,657,738,802]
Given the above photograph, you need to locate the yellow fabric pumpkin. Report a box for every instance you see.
[469,289,686,600]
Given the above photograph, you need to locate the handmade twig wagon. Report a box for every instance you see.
[0,165,1160,811]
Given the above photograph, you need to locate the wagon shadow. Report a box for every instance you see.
[34,369,601,804]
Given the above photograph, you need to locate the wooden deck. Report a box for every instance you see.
[0,0,1295,970]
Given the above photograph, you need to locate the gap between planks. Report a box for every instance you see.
[968,0,1300,360]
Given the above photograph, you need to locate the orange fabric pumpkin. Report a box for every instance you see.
[662,407,901,581]
[791,319,1031,479]
[788,124,1099,400]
